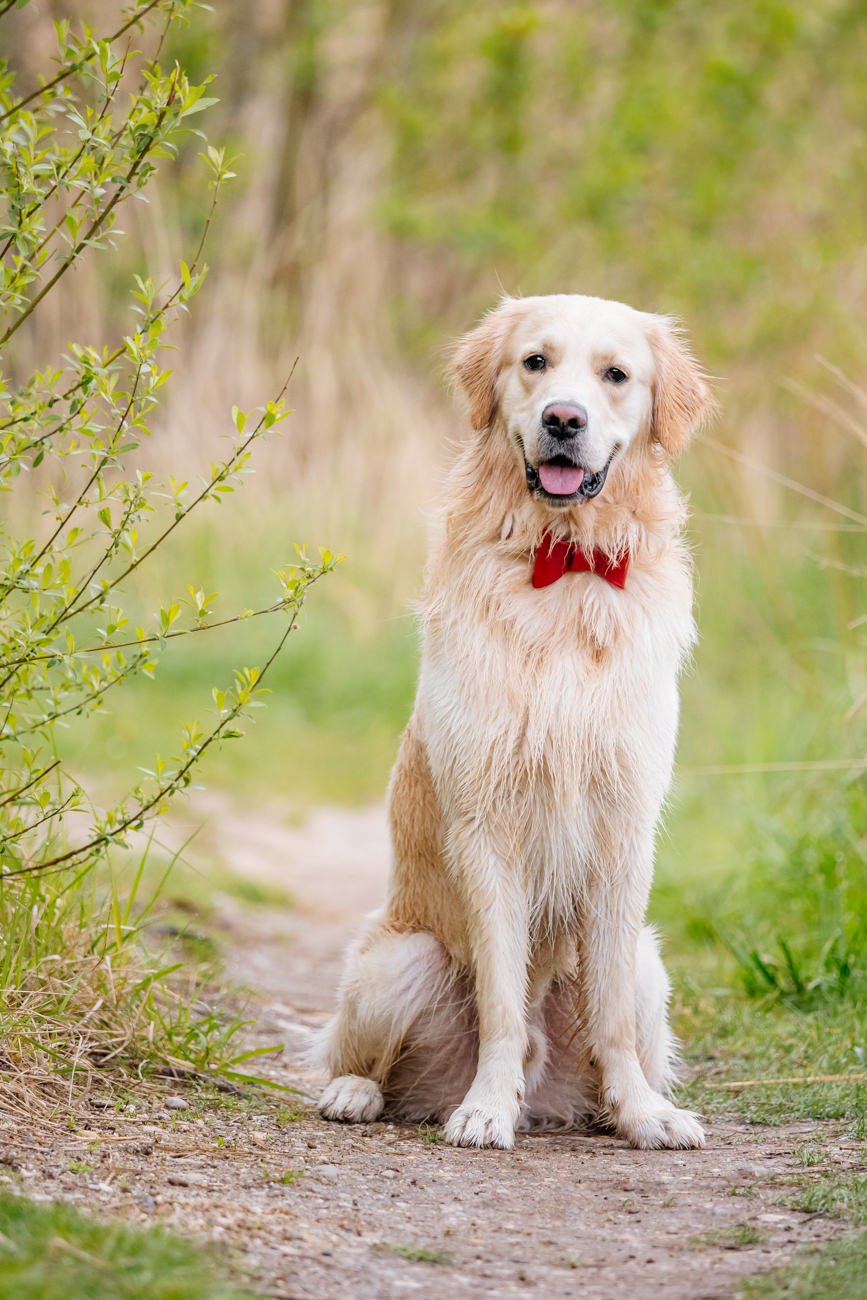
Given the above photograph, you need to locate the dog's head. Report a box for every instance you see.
[452,294,714,509]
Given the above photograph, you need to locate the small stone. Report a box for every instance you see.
[164,1096,189,1111]
[314,1164,339,1181]
[168,1171,206,1188]
[139,1193,156,1212]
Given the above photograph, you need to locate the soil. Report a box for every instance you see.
[1,796,861,1299]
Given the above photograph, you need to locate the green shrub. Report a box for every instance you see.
[0,0,336,1106]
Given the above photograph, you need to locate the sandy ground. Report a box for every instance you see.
[1,797,860,1299]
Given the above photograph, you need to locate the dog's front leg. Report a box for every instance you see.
[581,832,705,1151]
[443,820,528,1150]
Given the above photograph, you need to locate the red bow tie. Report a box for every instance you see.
[532,530,630,590]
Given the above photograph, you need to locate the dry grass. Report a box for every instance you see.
[0,844,270,1120]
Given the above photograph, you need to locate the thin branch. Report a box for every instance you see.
[0,591,300,671]
[0,368,298,688]
[0,362,144,628]
[25,14,172,268]
[62,363,298,625]
[0,69,178,349]
[0,760,61,808]
[38,475,145,632]
[0,0,165,126]
[5,572,326,878]
[0,180,219,456]
[0,47,128,264]
[9,655,145,739]
[0,791,76,847]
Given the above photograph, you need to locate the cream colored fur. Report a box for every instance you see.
[315,293,715,1150]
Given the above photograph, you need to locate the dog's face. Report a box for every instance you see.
[453,294,713,509]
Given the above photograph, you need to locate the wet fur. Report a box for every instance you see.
[315,294,715,1149]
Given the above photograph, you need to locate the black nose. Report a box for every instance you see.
[541,402,588,439]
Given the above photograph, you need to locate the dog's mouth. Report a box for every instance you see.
[524,453,614,506]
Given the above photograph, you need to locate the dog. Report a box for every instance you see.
[315,293,715,1150]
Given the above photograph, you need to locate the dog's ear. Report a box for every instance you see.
[646,316,716,456]
[451,306,511,432]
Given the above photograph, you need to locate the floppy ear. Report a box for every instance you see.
[647,316,716,456]
[451,306,511,432]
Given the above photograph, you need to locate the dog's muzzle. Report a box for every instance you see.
[523,404,617,505]
[525,453,614,506]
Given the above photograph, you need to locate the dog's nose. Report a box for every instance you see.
[541,402,588,439]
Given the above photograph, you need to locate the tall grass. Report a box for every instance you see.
[0,835,283,1116]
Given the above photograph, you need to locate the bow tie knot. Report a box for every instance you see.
[532,530,630,590]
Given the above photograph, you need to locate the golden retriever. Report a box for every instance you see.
[315,293,715,1150]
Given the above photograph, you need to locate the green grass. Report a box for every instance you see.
[796,1176,867,1223]
[657,776,866,1007]
[659,773,866,1130]
[0,1193,252,1300]
[263,1168,305,1186]
[58,565,419,811]
[793,1144,826,1168]
[671,957,865,1128]
[0,831,291,1111]
[275,1104,311,1126]
[741,1233,867,1299]
[383,1243,451,1265]
[690,1224,765,1250]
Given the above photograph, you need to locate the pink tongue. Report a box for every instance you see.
[538,463,584,496]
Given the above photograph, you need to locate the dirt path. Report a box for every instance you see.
[2,798,858,1299]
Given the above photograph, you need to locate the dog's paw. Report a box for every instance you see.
[444,1103,516,1149]
[318,1075,384,1124]
[615,1096,705,1151]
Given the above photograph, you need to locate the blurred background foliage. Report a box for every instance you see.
[2,0,864,999]
[9,0,867,501]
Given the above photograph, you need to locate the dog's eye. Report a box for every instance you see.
[603,366,629,384]
[523,354,547,373]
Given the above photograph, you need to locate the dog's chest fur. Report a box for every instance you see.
[417,537,695,927]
